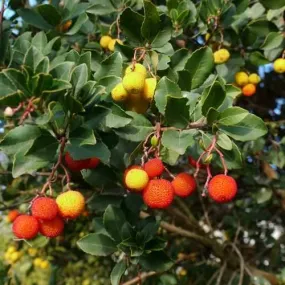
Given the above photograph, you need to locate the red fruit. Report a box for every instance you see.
[39,216,64,238]
[87,157,100,169]
[208,174,237,203]
[7,210,20,223]
[31,197,59,221]
[144,158,164,178]
[172,173,196,198]
[188,156,206,169]
[65,152,89,171]
[143,179,174,209]
[123,165,142,187]
[12,215,39,240]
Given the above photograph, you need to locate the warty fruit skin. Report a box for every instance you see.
[56,190,85,219]
[31,197,58,221]
[143,78,157,101]
[39,216,64,238]
[125,168,149,191]
[143,179,174,209]
[208,174,237,203]
[123,72,145,94]
[248,73,261,84]
[108,39,123,52]
[172,173,197,198]
[100,35,112,49]
[111,83,129,102]
[7,210,20,223]
[143,158,164,178]
[125,63,147,79]
[235,72,249,86]
[242,83,256,97]
[12,215,39,240]
[123,165,142,187]
[214,49,230,64]
[273,58,285,73]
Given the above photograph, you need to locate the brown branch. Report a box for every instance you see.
[122,271,157,285]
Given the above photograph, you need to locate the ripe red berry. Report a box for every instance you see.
[143,179,174,209]
[87,157,100,169]
[64,152,89,171]
[31,197,58,221]
[172,173,196,198]
[12,215,39,240]
[208,174,237,203]
[39,216,64,238]
[188,156,206,169]
[7,209,20,223]
[144,158,164,178]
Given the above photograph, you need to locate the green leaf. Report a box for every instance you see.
[201,81,226,116]
[69,127,96,147]
[24,46,44,73]
[140,252,173,271]
[151,25,172,48]
[219,114,268,142]
[185,47,214,90]
[161,129,197,155]
[261,32,285,50]
[36,4,62,27]
[249,51,270,66]
[154,77,181,115]
[87,0,116,15]
[217,133,232,150]
[105,105,133,129]
[66,13,88,35]
[170,48,191,72]
[0,25,10,64]
[120,8,144,44]
[141,0,160,42]
[220,142,242,169]
[94,52,123,81]
[77,234,117,256]
[50,62,75,81]
[103,205,126,242]
[259,0,285,9]
[110,261,127,285]
[71,63,88,97]
[218,107,249,126]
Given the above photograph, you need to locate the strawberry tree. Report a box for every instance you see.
[0,0,285,284]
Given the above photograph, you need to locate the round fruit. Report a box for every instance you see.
[65,152,89,172]
[172,173,196,198]
[188,156,206,169]
[144,158,164,178]
[7,246,17,254]
[28,248,37,257]
[143,179,174,209]
[4,107,13,117]
[208,174,237,203]
[125,63,147,79]
[9,251,21,263]
[125,97,149,114]
[123,165,142,186]
[273,58,285,73]
[100,35,112,49]
[108,39,123,52]
[7,210,20,223]
[56,190,85,219]
[214,49,230,64]
[242,83,256,97]
[87,157,100,169]
[39,216,64,238]
[151,135,159,147]
[125,168,149,191]
[111,83,129,102]
[142,78,157,101]
[248,73,261,84]
[31,197,58,221]
[33,258,42,267]
[235,72,249,86]
[40,260,50,269]
[57,20,73,33]
[128,92,142,102]
[12,215,39,240]
[123,72,145,94]
[205,33,211,41]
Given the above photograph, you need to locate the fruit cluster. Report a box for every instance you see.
[100,35,123,52]
[235,71,261,97]
[4,246,22,264]
[273,58,285,74]
[33,257,50,270]
[213,48,230,64]
[111,63,157,114]
[12,191,85,240]
[6,209,20,223]
[65,152,100,172]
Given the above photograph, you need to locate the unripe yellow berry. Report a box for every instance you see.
[100,35,112,49]
[111,83,128,102]
[214,49,230,64]
[143,78,157,101]
[28,248,38,257]
[125,63,147,79]
[7,246,17,254]
[108,39,123,52]
[40,260,50,269]
[248,73,261,84]
[33,258,42,267]
[123,72,145,94]
[205,33,211,41]
[273,58,285,73]
[9,251,21,263]
[126,98,149,114]
[235,72,249,87]
[125,169,149,191]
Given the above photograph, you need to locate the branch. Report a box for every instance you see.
[122,271,157,285]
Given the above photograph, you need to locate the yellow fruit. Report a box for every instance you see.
[82,280,91,285]
[100,35,112,49]
[28,248,38,257]
[235,72,249,87]
[214,49,230,64]
[205,33,211,41]
[33,258,42,267]
[108,39,123,52]
[125,63,147,79]
[9,251,21,263]
[273,58,285,73]
[128,93,142,102]
[143,78,157,101]
[111,83,128,102]
[126,98,149,114]
[125,169,149,191]
[123,72,145,94]
[56,190,85,219]
[4,252,11,261]
[7,246,17,254]
[248,73,261,84]
[40,260,50,269]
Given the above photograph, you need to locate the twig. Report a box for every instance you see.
[122,271,157,285]
[216,262,227,285]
